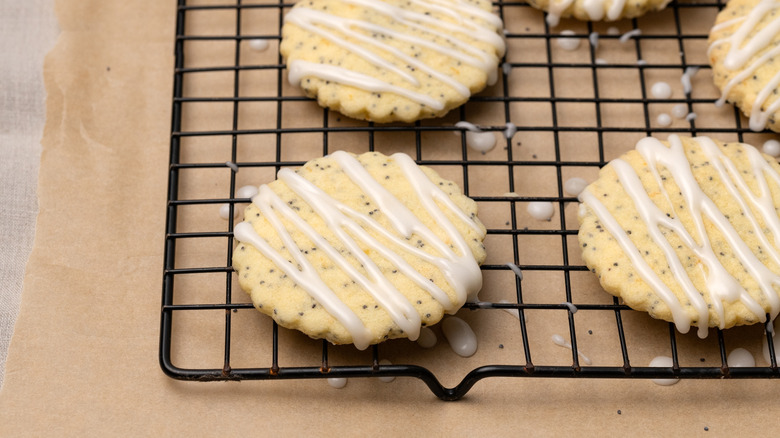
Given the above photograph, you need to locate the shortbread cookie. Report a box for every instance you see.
[578,135,780,337]
[709,0,780,132]
[279,0,505,123]
[232,151,486,349]
[527,0,671,27]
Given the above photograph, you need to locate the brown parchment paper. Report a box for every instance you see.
[2,0,780,435]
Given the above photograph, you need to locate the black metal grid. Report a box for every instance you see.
[161,0,780,400]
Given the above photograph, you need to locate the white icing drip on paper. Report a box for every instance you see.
[455,121,497,153]
[763,139,780,157]
[580,135,780,338]
[226,161,239,172]
[656,113,671,127]
[442,316,478,356]
[561,302,578,313]
[564,177,588,197]
[328,377,348,388]
[234,152,484,349]
[219,204,238,220]
[504,122,517,139]
[416,326,438,348]
[284,0,505,105]
[557,30,581,51]
[527,201,555,221]
[551,334,591,365]
[671,104,688,119]
[649,356,679,386]
[708,0,780,131]
[589,31,599,49]
[248,39,270,51]
[237,185,259,199]
[651,82,672,99]
[727,348,756,367]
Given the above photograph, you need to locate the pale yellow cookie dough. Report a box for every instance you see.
[233,152,486,347]
[279,0,505,123]
[578,135,780,333]
[708,0,780,133]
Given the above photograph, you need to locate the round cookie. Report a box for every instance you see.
[279,0,505,123]
[708,0,780,133]
[578,135,780,338]
[232,151,486,349]
[527,0,671,27]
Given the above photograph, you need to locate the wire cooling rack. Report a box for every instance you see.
[161,0,780,400]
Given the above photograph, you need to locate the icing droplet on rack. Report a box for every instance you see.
[328,377,348,388]
[649,356,679,386]
[248,39,270,51]
[763,139,780,157]
[527,201,555,221]
[680,67,698,95]
[656,113,672,127]
[651,82,672,99]
[589,32,599,49]
[506,262,524,280]
[416,326,437,348]
[595,58,608,65]
[442,316,478,357]
[727,348,756,367]
[685,112,697,122]
[497,299,521,320]
[503,122,517,139]
[225,161,239,172]
[557,30,581,51]
[619,29,641,43]
[564,177,588,197]
[219,204,238,220]
[378,359,395,382]
[671,104,688,119]
[455,121,497,153]
[551,334,591,365]
[561,302,578,313]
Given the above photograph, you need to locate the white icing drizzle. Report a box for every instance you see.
[234,152,484,350]
[442,316,478,356]
[284,0,505,107]
[580,135,780,338]
[708,0,780,131]
[551,334,592,365]
[546,0,626,27]
[225,161,239,172]
[497,299,521,320]
[557,30,581,51]
[455,121,497,153]
[685,112,697,122]
[589,31,599,49]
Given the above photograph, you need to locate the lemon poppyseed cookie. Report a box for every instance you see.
[709,0,780,132]
[578,135,780,338]
[278,0,505,123]
[232,151,486,349]
[526,0,670,27]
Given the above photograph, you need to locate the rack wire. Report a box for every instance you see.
[161,0,780,400]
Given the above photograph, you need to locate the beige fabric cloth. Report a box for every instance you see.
[0,0,58,390]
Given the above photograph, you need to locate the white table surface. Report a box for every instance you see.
[0,0,58,390]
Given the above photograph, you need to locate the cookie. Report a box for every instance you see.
[232,151,487,349]
[708,0,780,132]
[279,0,505,123]
[578,135,780,337]
[527,0,671,27]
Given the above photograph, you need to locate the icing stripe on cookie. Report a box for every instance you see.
[581,135,780,337]
[284,0,504,106]
[546,0,627,27]
[708,0,780,131]
[234,152,484,349]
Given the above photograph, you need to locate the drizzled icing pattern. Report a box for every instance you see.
[282,0,505,114]
[234,152,485,350]
[708,0,780,131]
[546,0,626,27]
[580,135,780,337]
